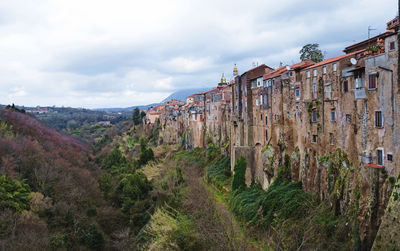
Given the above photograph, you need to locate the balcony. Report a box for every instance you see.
[354,88,366,99]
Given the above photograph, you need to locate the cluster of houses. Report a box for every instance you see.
[146,16,400,245]
[26,106,57,114]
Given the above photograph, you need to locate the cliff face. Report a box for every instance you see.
[153,29,400,249]
[371,176,400,250]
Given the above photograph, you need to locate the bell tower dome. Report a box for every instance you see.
[233,64,238,76]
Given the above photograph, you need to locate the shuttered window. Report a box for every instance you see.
[375,111,383,127]
[377,149,383,166]
[369,74,377,89]
[390,41,395,50]
[343,80,348,92]
[312,109,317,122]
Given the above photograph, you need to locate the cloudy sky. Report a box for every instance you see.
[0,0,397,108]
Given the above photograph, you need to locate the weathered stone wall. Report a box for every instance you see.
[157,31,399,250]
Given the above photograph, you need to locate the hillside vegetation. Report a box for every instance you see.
[0,108,362,250]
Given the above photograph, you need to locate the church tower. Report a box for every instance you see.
[233,64,238,77]
[218,73,227,86]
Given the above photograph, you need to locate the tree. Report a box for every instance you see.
[299,43,324,63]
[85,224,105,250]
[132,108,142,125]
[115,172,152,214]
[140,111,146,120]
[0,175,31,212]
[138,137,154,166]
[101,147,131,174]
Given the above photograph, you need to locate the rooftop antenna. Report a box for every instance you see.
[368,25,376,39]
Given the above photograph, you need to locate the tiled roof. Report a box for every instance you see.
[241,64,267,76]
[344,31,395,53]
[290,59,315,70]
[263,66,288,80]
[303,49,365,70]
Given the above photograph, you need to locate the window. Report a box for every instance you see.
[307,71,310,78]
[313,69,317,77]
[265,129,268,141]
[343,80,349,93]
[330,133,334,145]
[265,115,268,125]
[257,77,263,87]
[323,66,327,74]
[368,73,377,89]
[377,148,384,166]
[355,77,363,89]
[325,85,332,99]
[312,109,317,122]
[274,114,277,121]
[390,41,396,50]
[345,114,351,123]
[333,63,337,72]
[264,94,269,108]
[375,111,383,128]
[330,110,336,122]
[251,79,257,88]
[387,153,393,162]
[312,83,318,99]
[295,88,300,99]
[312,135,318,143]
[256,99,259,106]
[260,114,263,120]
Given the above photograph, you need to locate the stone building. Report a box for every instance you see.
[151,16,400,249]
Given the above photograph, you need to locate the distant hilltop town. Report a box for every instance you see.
[144,16,400,249]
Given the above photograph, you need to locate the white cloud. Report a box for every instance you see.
[0,0,397,108]
[154,77,174,90]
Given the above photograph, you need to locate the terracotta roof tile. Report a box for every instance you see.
[263,66,288,80]
[290,59,315,70]
[303,49,365,70]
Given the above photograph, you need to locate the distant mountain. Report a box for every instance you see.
[162,88,210,103]
[95,88,211,112]
[95,103,162,112]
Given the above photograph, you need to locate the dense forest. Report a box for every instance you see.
[0,107,359,250]
[34,107,131,133]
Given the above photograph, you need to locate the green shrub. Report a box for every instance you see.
[174,148,206,167]
[206,143,220,160]
[102,147,132,174]
[139,137,155,167]
[85,224,105,250]
[232,157,247,191]
[115,172,152,214]
[85,199,97,217]
[0,175,31,212]
[230,179,311,228]
[389,176,396,185]
[99,173,112,199]
[206,156,231,189]
[138,207,200,250]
